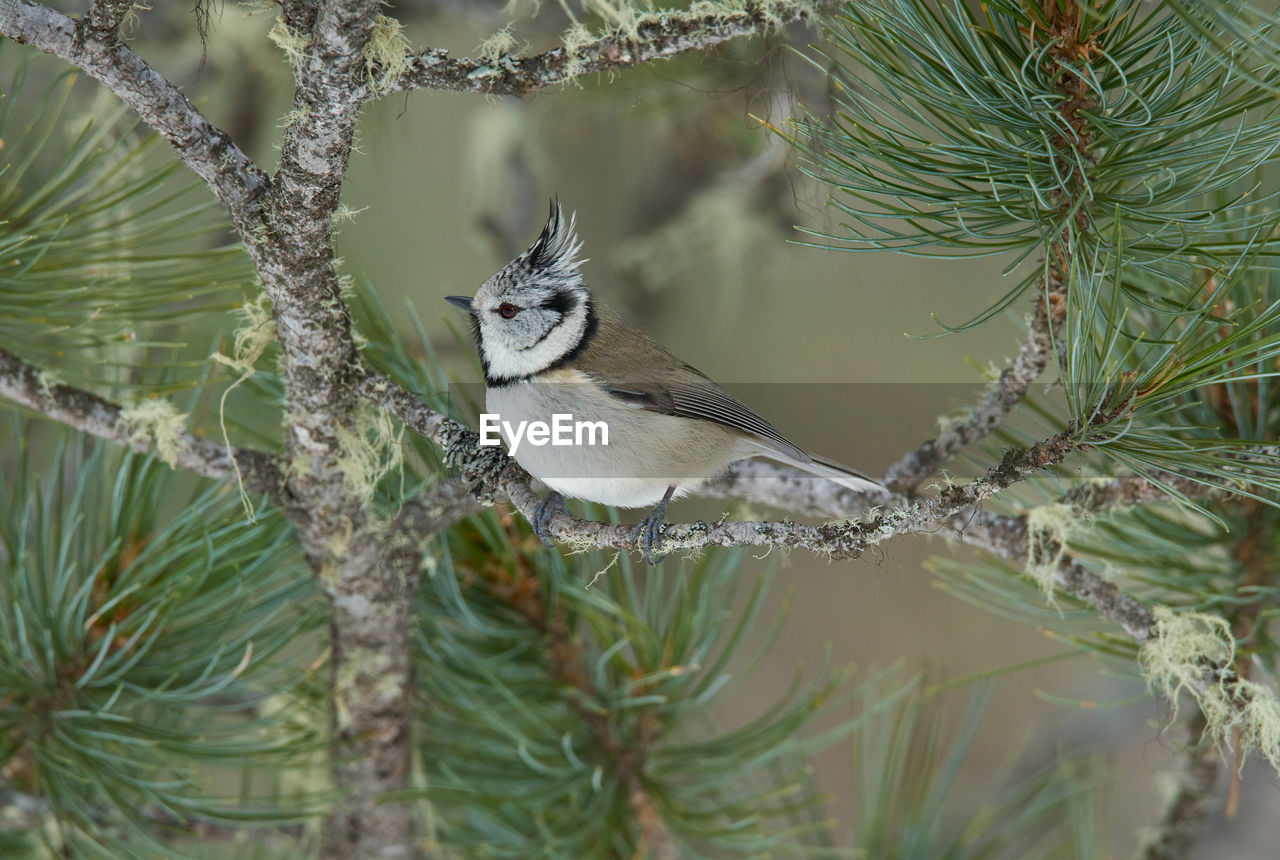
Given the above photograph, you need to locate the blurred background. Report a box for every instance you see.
[4,1,1278,855]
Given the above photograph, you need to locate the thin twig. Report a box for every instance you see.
[0,0,270,237]
[1057,474,1222,511]
[384,0,842,97]
[942,509,1159,641]
[359,369,1080,558]
[883,308,1055,495]
[0,348,281,496]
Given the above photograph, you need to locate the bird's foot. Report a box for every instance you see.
[631,486,675,565]
[531,492,567,548]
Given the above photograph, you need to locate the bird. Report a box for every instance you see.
[446,201,886,563]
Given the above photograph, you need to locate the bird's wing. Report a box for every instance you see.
[601,371,809,463]
[574,302,810,461]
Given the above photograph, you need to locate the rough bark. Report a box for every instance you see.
[385,0,842,96]
[0,347,281,494]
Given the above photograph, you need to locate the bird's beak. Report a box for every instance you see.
[444,295,473,312]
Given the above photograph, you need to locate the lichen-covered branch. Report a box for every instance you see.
[883,299,1057,495]
[81,0,138,42]
[1058,473,1228,512]
[360,369,1080,558]
[942,509,1160,641]
[0,0,270,238]
[0,347,281,496]
[0,0,424,853]
[883,2,1098,495]
[385,0,842,97]
[259,2,425,855]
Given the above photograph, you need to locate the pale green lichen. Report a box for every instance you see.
[331,204,368,226]
[585,551,622,589]
[337,272,357,298]
[268,14,312,68]
[364,13,410,96]
[211,292,277,517]
[561,21,595,78]
[277,106,310,129]
[1140,607,1235,710]
[1235,678,1280,772]
[1025,502,1090,600]
[333,647,397,730]
[120,398,188,468]
[122,1,151,34]
[35,369,63,399]
[476,24,519,62]
[323,519,355,566]
[334,404,405,504]
[576,0,644,40]
[212,293,276,378]
[1136,607,1280,772]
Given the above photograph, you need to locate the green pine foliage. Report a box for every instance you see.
[0,50,253,389]
[8,0,1280,855]
[0,429,322,857]
[794,0,1280,793]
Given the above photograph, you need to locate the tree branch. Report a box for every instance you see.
[384,0,842,96]
[883,294,1058,495]
[0,347,281,496]
[1058,474,1226,512]
[0,0,430,852]
[0,0,270,238]
[256,2,426,855]
[80,0,137,43]
[942,509,1159,642]
[359,369,1080,558]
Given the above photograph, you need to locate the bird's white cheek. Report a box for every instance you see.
[483,309,587,380]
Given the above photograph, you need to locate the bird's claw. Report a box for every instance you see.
[631,489,674,565]
[630,513,667,565]
[531,492,567,548]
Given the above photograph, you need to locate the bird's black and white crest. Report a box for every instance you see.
[519,200,587,287]
[465,201,597,385]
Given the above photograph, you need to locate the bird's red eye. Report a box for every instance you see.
[498,303,519,319]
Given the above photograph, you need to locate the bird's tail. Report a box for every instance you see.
[772,451,889,500]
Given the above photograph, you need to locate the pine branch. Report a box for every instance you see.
[253,4,429,854]
[0,0,269,238]
[943,505,1275,778]
[80,0,138,42]
[0,2,418,852]
[1058,474,1227,512]
[884,294,1060,495]
[479,520,677,856]
[385,0,842,96]
[944,510,1159,642]
[0,347,281,495]
[360,369,1081,558]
